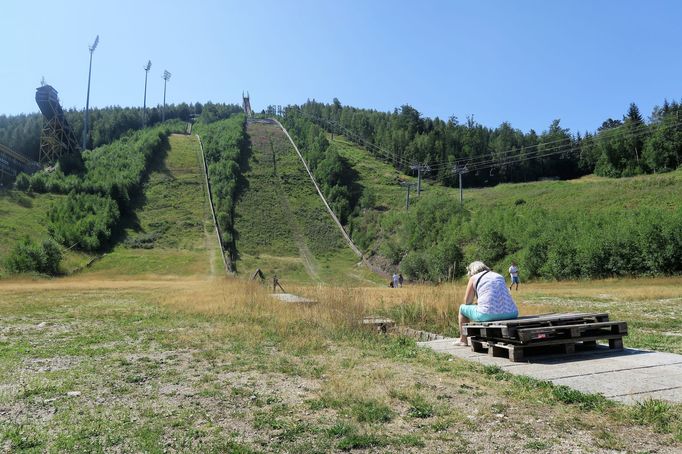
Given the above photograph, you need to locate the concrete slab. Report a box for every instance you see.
[270,293,316,304]
[418,338,682,404]
[613,387,682,404]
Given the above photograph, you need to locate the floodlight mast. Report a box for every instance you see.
[82,35,99,150]
[162,70,171,122]
[143,60,152,126]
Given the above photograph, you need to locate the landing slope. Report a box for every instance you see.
[234,121,378,285]
[86,134,221,277]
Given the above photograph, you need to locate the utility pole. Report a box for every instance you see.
[162,70,171,122]
[82,35,99,150]
[400,181,417,210]
[142,60,152,127]
[452,163,469,206]
[410,164,430,196]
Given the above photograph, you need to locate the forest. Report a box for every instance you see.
[281,98,682,186]
[0,102,241,161]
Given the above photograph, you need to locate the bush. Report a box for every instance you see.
[14,173,30,191]
[5,237,62,275]
[400,251,430,281]
[48,193,120,251]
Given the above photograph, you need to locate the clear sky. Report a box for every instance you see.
[2,0,681,134]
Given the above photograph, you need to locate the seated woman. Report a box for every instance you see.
[454,261,518,346]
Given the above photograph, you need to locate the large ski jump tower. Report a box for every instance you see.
[35,84,80,165]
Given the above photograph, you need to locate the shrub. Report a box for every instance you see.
[400,251,430,281]
[14,173,30,191]
[48,193,120,251]
[5,237,62,275]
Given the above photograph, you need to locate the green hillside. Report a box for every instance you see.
[332,134,682,216]
[0,191,93,277]
[330,134,682,281]
[234,120,380,285]
[86,134,221,276]
[0,133,218,279]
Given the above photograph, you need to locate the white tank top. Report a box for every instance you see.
[475,271,517,314]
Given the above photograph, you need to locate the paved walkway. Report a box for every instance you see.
[419,338,682,403]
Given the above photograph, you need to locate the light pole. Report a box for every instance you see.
[143,60,152,127]
[162,70,171,122]
[82,35,99,150]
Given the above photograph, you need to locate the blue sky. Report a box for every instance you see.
[2,0,681,133]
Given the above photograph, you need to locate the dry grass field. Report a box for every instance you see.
[1,275,680,452]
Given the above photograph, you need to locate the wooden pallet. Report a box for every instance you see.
[516,321,627,343]
[469,334,625,362]
[462,313,610,339]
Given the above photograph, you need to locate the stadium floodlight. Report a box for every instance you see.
[82,35,99,150]
[143,60,152,126]
[162,70,171,122]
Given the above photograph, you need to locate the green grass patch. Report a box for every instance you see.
[350,399,393,423]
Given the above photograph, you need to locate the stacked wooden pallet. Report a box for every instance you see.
[462,313,627,362]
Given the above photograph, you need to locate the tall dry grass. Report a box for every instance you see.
[4,274,680,339]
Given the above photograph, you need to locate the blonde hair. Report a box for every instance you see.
[467,261,490,277]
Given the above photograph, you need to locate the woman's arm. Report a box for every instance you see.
[463,276,476,305]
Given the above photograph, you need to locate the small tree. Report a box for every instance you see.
[14,173,30,191]
[5,237,62,275]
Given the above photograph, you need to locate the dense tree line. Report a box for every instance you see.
[287,98,682,186]
[282,114,365,224]
[0,103,240,162]
[193,114,248,264]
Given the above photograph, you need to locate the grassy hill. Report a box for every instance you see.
[330,134,682,281]
[0,192,94,278]
[333,134,682,220]
[85,134,221,277]
[234,120,380,285]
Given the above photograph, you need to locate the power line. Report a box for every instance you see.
[453,120,677,174]
[424,119,661,173]
[300,108,667,175]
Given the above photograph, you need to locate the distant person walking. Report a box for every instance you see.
[398,274,404,288]
[392,272,400,289]
[508,261,520,291]
[454,261,518,346]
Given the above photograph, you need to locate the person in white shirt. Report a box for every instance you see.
[508,261,520,291]
[454,261,518,346]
